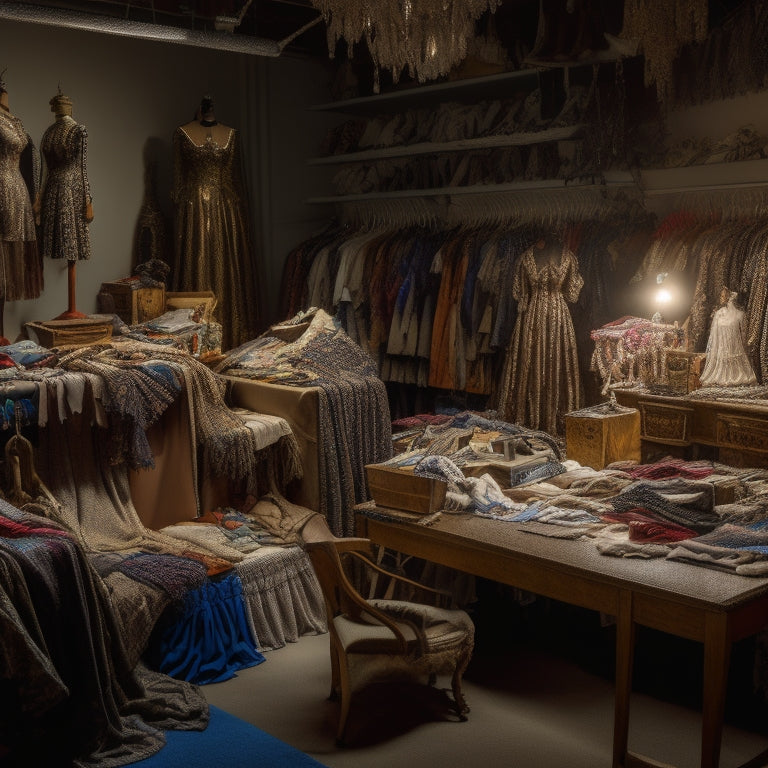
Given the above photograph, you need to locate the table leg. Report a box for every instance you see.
[702,612,730,768]
[614,589,635,768]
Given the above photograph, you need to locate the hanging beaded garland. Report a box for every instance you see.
[310,0,501,92]
[621,0,708,105]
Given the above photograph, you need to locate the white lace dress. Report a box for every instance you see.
[699,297,758,387]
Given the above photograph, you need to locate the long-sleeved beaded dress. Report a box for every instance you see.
[496,240,584,435]
[38,114,92,262]
[171,122,259,351]
[0,107,43,301]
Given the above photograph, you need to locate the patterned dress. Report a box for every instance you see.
[171,124,259,351]
[496,242,584,435]
[39,115,92,261]
[0,108,43,300]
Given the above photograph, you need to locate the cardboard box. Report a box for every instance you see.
[99,279,165,325]
[365,463,447,514]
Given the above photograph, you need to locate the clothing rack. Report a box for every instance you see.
[332,183,643,230]
[642,185,768,221]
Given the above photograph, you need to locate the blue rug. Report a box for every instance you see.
[135,705,328,768]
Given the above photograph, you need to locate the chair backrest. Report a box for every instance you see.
[304,539,366,622]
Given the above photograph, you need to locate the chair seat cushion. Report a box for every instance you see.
[334,599,474,656]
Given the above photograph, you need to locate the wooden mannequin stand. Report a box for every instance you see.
[27,261,113,349]
[55,260,87,320]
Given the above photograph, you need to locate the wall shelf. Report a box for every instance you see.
[305,171,635,204]
[308,125,585,166]
[639,157,768,196]
[308,68,542,116]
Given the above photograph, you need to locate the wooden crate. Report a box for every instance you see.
[666,350,706,394]
[165,291,217,321]
[99,279,166,325]
[565,404,641,470]
[26,318,113,349]
[365,463,447,514]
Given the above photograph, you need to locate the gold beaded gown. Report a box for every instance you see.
[0,109,43,301]
[496,241,584,435]
[171,124,259,351]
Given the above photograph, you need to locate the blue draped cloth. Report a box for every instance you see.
[151,571,265,685]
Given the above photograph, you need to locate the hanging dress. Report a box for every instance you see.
[39,115,92,262]
[171,125,259,351]
[699,295,758,388]
[497,242,584,435]
[0,109,43,300]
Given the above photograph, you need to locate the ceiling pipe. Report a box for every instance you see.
[0,2,320,56]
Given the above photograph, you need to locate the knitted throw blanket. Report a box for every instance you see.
[59,341,263,479]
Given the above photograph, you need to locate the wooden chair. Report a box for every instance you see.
[300,514,474,744]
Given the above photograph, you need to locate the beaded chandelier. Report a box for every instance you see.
[310,0,500,91]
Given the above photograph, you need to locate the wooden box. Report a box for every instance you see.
[365,463,447,515]
[99,279,166,325]
[165,291,217,321]
[565,404,641,470]
[26,318,113,349]
[666,350,706,394]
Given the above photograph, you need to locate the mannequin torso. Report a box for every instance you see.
[178,119,233,148]
[533,234,564,270]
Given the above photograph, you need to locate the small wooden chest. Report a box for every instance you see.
[26,318,113,349]
[565,403,641,470]
[99,279,166,325]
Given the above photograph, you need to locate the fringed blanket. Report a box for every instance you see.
[217,308,393,536]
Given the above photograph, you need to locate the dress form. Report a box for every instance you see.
[178,96,233,148]
[699,289,757,387]
[171,95,260,350]
[37,91,94,320]
[0,80,43,338]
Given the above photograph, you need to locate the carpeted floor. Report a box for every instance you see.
[201,591,768,768]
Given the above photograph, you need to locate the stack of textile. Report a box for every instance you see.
[0,501,209,767]
[216,308,393,536]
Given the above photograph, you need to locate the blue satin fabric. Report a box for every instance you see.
[152,571,265,684]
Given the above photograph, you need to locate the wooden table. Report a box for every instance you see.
[356,508,768,768]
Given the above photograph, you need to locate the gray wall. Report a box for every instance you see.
[0,16,336,341]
